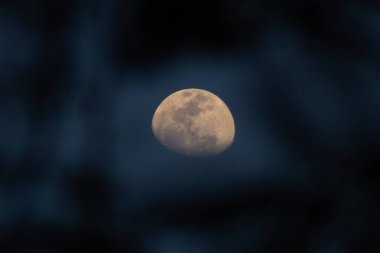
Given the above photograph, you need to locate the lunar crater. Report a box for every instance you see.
[184,100,201,116]
[162,126,185,151]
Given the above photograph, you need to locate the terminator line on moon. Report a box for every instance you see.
[152,88,235,157]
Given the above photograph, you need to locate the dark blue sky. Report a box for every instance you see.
[0,0,379,252]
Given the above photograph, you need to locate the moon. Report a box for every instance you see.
[152,88,235,157]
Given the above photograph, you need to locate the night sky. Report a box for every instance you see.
[1,0,380,252]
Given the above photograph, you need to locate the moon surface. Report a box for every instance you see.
[152,88,235,157]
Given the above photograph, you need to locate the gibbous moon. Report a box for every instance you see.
[152,88,235,157]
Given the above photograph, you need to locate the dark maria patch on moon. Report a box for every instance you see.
[161,126,186,152]
[206,104,214,110]
[184,100,201,116]
[182,91,192,97]
[195,93,208,102]
[172,108,188,124]
[172,100,201,124]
